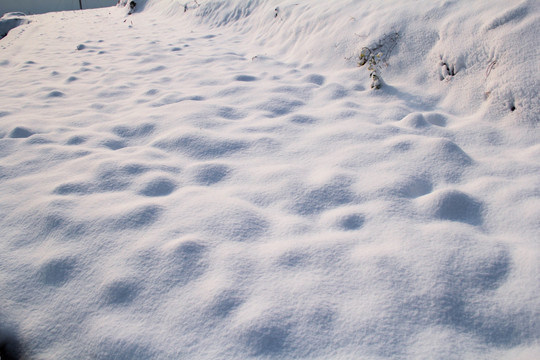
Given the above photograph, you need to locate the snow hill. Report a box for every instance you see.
[0,0,539,359]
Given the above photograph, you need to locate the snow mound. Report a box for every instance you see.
[1,0,539,359]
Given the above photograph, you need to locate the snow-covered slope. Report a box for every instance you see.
[0,0,539,359]
[133,0,540,124]
[0,0,118,17]
[0,12,29,39]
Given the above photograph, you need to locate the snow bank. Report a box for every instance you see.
[119,0,539,124]
[0,12,29,39]
[1,0,539,359]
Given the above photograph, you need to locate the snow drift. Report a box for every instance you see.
[0,12,29,39]
[120,0,540,124]
[1,0,539,359]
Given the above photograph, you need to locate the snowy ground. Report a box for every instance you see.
[0,0,539,359]
[0,0,117,17]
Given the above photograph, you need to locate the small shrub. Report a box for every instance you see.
[357,32,399,90]
[358,48,382,89]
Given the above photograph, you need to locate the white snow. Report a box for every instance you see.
[0,0,539,358]
[0,13,30,39]
[0,1,118,17]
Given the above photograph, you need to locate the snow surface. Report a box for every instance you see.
[0,1,118,17]
[0,0,539,358]
[0,13,30,40]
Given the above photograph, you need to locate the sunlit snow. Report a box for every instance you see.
[0,0,539,358]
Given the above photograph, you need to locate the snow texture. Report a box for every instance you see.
[0,0,539,359]
[0,1,117,17]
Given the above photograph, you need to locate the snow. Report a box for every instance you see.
[0,13,30,40]
[0,0,539,358]
[0,1,118,17]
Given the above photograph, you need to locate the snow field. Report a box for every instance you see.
[0,0,539,358]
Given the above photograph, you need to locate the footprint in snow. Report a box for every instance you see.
[192,163,231,186]
[138,177,177,197]
[8,126,34,138]
[234,74,258,82]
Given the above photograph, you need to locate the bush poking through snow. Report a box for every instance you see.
[357,32,399,89]
[358,48,382,89]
